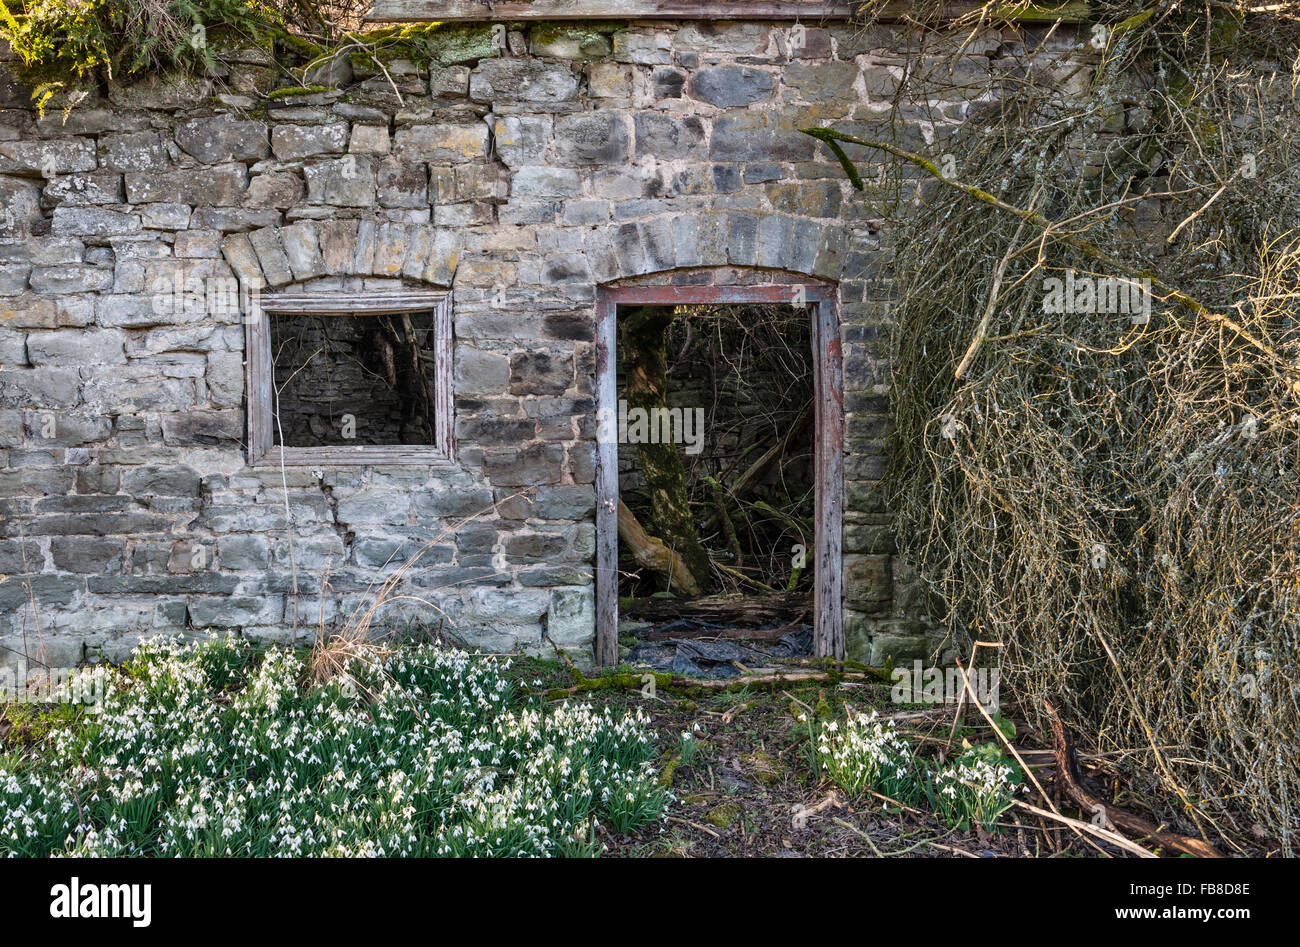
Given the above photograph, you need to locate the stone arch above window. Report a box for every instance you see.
[580,212,847,285]
[221,222,457,291]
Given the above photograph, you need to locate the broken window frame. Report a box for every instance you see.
[245,290,454,467]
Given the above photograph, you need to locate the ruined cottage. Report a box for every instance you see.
[0,1,1081,672]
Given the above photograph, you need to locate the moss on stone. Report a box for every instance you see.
[703,801,742,828]
[345,23,499,69]
[274,30,329,62]
[265,85,330,100]
[658,754,683,787]
[745,750,782,787]
[528,24,616,59]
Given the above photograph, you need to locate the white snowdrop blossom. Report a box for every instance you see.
[814,709,916,800]
[0,634,667,858]
[930,753,1021,832]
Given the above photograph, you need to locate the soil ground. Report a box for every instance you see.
[507,655,1117,858]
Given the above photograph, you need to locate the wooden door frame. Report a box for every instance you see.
[594,283,844,666]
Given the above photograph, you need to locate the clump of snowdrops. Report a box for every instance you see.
[0,634,667,857]
[812,708,1020,833]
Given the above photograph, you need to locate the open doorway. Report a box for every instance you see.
[595,283,843,667]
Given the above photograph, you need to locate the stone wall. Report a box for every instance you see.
[0,18,1079,671]
[271,310,440,448]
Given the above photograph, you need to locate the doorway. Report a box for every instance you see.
[594,283,843,666]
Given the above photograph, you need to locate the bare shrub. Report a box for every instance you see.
[820,2,1300,851]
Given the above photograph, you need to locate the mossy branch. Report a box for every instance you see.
[802,127,1287,368]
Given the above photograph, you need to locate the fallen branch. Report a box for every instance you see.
[725,409,811,501]
[1044,700,1223,858]
[625,592,804,625]
[954,211,1035,379]
[1011,798,1157,858]
[618,500,702,596]
[537,666,890,701]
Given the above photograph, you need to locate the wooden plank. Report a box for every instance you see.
[434,292,456,463]
[259,290,447,314]
[245,304,273,466]
[812,293,844,659]
[256,446,457,467]
[595,291,621,667]
[366,1,1092,23]
[601,284,833,306]
[368,1,855,22]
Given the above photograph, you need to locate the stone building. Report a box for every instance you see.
[0,1,1079,672]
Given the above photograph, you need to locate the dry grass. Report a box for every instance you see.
[304,494,528,694]
[827,2,1300,853]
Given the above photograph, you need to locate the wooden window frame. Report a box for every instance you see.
[594,283,844,667]
[245,290,455,468]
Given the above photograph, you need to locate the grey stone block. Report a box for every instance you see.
[280,222,327,281]
[711,111,816,162]
[26,329,125,365]
[50,209,140,239]
[50,536,125,574]
[492,114,553,169]
[0,367,81,408]
[304,156,375,208]
[483,444,565,486]
[42,173,124,206]
[176,115,270,163]
[470,60,579,103]
[784,61,861,104]
[188,595,284,629]
[638,217,675,273]
[689,66,775,108]
[377,156,428,208]
[0,138,97,174]
[410,485,495,519]
[336,490,410,526]
[756,213,795,270]
[124,164,248,205]
[247,227,294,287]
[121,466,201,497]
[726,212,759,266]
[271,123,349,161]
[393,123,489,162]
[455,344,510,396]
[547,585,595,650]
[554,112,630,166]
[509,350,573,396]
[161,410,243,445]
[512,166,580,200]
[634,113,705,159]
[100,131,171,172]
[206,351,244,406]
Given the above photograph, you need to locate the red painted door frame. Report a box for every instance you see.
[594,283,845,666]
